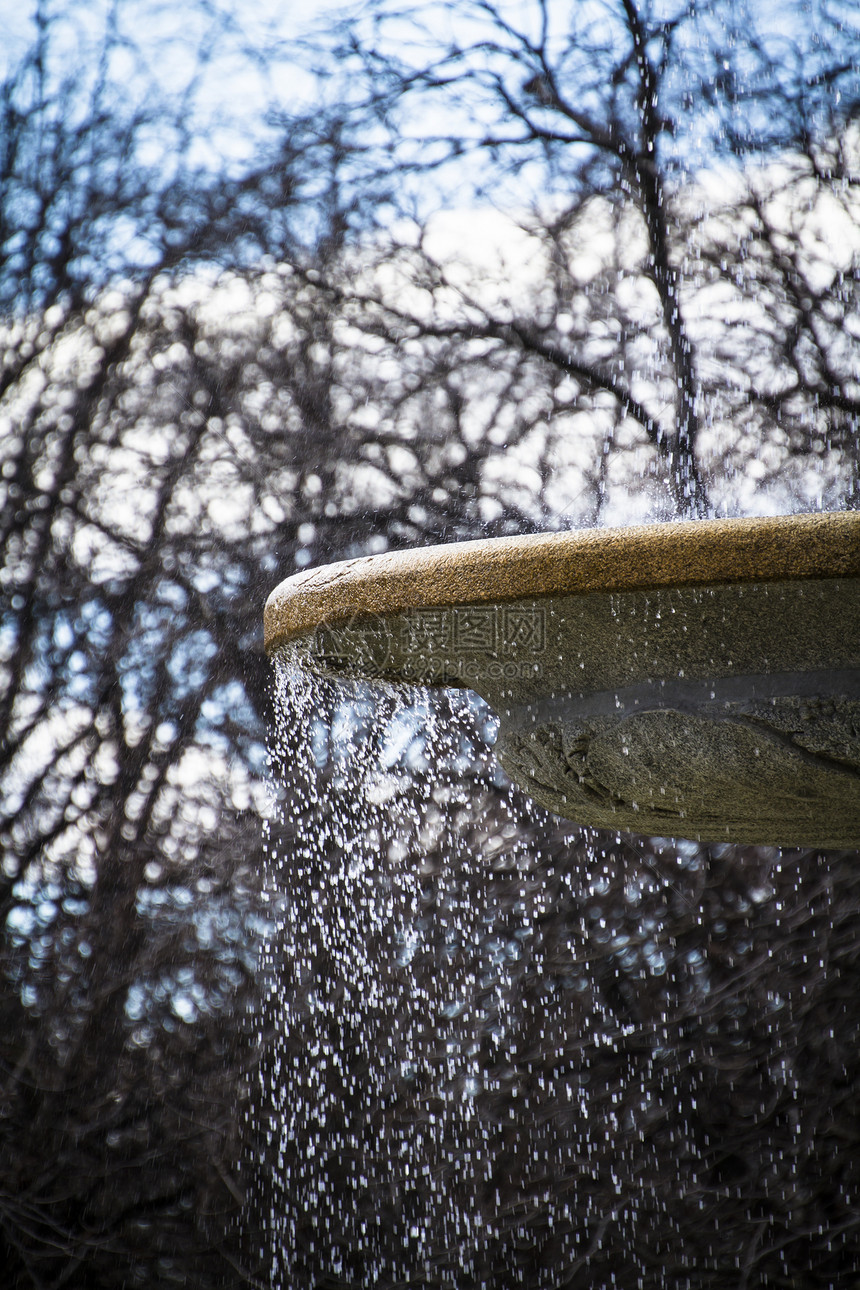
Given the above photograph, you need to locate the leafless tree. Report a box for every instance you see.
[292,0,860,521]
[0,6,299,1285]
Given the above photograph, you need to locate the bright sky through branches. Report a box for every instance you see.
[2,0,348,170]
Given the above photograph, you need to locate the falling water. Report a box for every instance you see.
[254,651,860,1287]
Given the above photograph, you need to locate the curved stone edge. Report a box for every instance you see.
[264,511,860,655]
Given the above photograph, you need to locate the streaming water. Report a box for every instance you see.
[254,651,860,1287]
[261,655,541,1287]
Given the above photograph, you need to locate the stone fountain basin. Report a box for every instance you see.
[265,513,860,847]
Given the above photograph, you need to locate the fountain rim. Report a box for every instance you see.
[263,510,860,655]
